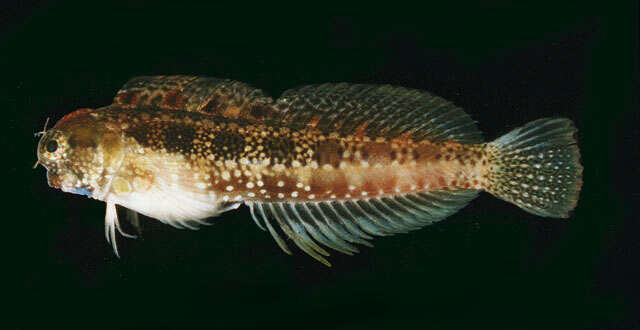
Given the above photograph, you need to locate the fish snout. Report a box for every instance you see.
[47,170,77,190]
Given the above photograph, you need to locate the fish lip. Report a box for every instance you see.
[47,171,94,198]
[46,171,62,189]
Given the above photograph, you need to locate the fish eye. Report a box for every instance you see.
[40,131,66,160]
[46,140,58,153]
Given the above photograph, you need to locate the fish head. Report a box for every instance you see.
[36,109,125,200]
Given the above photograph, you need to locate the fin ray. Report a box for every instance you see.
[286,202,349,255]
[250,190,478,265]
[274,84,483,143]
[487,118,582,218]
[299,203,358,255]
[256,202,292,255]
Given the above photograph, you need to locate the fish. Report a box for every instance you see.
[34,75,583,266]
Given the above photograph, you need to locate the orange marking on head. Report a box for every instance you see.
[59,109,93,124]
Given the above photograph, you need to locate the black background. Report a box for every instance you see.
[3,2,637,329]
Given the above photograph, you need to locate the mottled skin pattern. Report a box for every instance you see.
[36,76,581,264]
[88,106,491,206]
[113,75,277,121]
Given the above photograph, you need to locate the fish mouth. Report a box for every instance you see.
[47,171,93,198]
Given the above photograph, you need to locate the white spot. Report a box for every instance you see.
[291,191,299,198]
[395,187,401,193]
[234,195,242,201]
[277,193,284,199]
[260,189,267,194]
[277,181,285,187]
[257,181,264,187]
[410,184,416,191]
[222,196,230,201]
[348,185,355,191]
[330,194,336,199]
[221,171,231,181]
[308,194,315,199]
[248,192,255,197]
[226,185,234,191]
[379,189,384,195]
[195,182,207,190]
[246,182,255,188]
[361,191,368,196]
[345,194,351,198]
[304,186,311,191]
[296,182,304,188]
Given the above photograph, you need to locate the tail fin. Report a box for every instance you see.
[486,118,583,218]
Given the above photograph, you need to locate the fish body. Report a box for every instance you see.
[36,76,583,265]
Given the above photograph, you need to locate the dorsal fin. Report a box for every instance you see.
[273,83,483,143]
[113,75,277,120]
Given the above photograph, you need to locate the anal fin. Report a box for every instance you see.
[245,189,479,266]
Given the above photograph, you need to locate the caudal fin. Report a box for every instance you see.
[485,118,583,218]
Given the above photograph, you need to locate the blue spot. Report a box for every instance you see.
[70,187,91,197]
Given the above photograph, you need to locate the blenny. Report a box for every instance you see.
[35,76,583,266]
